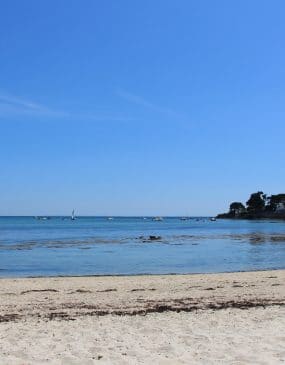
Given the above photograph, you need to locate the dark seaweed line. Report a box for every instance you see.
[1,299,285,323]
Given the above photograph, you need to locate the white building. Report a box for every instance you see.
[276,201,285,212]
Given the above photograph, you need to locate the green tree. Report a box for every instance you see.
[246,191,266,214]
[229,202,246,216]
[266,194,285,211]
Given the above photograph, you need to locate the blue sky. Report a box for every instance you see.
[1,0,285,216]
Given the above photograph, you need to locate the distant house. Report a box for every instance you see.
[276,201,285,212]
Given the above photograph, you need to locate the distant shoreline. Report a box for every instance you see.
[216,191,285,220]
[216,215,285,220]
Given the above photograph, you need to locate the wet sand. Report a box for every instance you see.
[0,270,285,364]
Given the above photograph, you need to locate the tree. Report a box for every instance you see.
[246,191,266,214]
[229,202,246,216]
[266,194,285,211]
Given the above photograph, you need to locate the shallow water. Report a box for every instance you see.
[0,216,285,277]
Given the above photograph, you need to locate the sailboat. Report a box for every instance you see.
[71,209,76,220]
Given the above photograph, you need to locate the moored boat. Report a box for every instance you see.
[152,216,163,221]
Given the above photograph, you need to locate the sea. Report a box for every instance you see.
[0,216,285,277]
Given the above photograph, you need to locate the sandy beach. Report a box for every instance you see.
[1,270,285,364]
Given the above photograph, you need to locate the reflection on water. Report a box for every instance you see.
[0,216,285,276]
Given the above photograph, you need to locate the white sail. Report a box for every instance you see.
[71,209,75,220]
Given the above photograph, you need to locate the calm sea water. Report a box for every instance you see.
[0,216,285,277]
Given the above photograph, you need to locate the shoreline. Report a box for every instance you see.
[217,216,285,220]
[1,266,285,280]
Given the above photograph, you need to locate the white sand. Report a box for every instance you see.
[0,270,285,364]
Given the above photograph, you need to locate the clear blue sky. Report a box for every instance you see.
[1,0,284,216]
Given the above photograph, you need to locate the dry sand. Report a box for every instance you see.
[0,270,285,364]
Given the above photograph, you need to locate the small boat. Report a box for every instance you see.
[107,217,114,221]
[180,217,189,221]
[152,216,163,221]
[71,210,76,220]
[210,217,216,221]
[36,216,50,220]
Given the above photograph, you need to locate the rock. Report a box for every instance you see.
[138,235,162,242]
[149,235,162,241]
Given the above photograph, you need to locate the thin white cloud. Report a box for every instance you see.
[1,89,182,121]
[116,89,182,118]
[0,91,67,118]
[0,93,45,110]
[0,90,135,121]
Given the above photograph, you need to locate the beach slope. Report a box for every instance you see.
[0,270,285,364]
